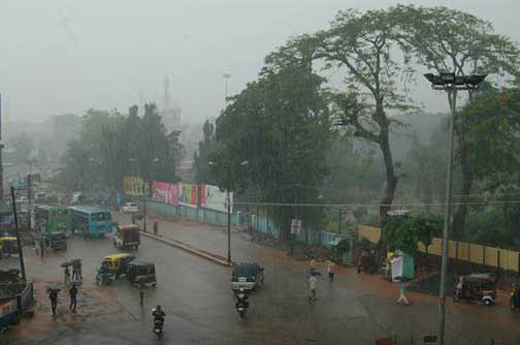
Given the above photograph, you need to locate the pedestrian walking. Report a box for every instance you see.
[327,260,336,282]
[396,279,410,306]
[309,257,316,270]
[77,261,83,281]
[139,284,144,306]
[308,274,318,302]
[64,266,70,286]
[69,285,78,312]
[40,238,45,258]
[49,289,58,317]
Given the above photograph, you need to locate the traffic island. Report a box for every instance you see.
[139,231,232,267]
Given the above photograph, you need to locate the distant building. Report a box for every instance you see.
[161,75,182,132]
[162,108,182,132]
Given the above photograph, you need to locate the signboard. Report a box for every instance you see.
[124,176,150,197]
[291,219,302,235]
[200,183,232,213]
[178,183,198,208]
[152,182,178,206]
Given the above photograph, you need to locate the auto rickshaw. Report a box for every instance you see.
[126,261,157,286]
[102,253,135,279]
[0,268,22,283]
[510,282,520,310]
[357,250,378,274]
[0,236,19,257]
[113,224,140,250]
[453,273,496,306]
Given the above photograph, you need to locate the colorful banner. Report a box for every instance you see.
[178,183,198,208]
[201,183,232,213]
[152,182,178,206]
[124,176,150,197]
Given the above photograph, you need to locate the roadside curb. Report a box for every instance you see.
[140,231,232,267]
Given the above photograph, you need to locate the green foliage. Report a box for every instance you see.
[214,62,331,240]
[383,214,442,254]
[193,120,216,184]
[59,104,182,195]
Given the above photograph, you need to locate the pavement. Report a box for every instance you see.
[3,213,520,344]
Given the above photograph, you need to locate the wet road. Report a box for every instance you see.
[4,221,520,344]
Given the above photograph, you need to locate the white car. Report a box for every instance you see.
[122,202,138,213]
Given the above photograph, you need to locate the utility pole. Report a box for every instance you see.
[143,198,147,232]
[27,174,32,232]
[338,208,342,235]
[11,187,26,282]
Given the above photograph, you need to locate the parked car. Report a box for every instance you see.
[231,263,264,291]
[122,202,138,213]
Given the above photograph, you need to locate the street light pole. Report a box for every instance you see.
[223,73,231,105]
[437,88,456,345]
[227,187,231,265]
[424,72,486,345]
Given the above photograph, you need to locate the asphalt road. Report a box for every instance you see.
[4,223,520,345]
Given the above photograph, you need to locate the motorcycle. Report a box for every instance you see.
[153,318,163,338]
[95,269,113,286]
[152,307,165,338]
[235,290,249,320]
[236,301,248,319]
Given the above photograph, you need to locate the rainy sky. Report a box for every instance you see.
[1,0,518,124]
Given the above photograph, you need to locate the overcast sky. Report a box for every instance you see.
[1,0,518,125]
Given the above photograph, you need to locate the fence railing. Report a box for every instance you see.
[357,226,520,273]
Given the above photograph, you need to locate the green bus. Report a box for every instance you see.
[34,205,72,233]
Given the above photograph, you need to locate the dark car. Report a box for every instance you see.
[44,232,67,251]
[231,263,264,291]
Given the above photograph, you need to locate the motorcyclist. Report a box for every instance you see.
[152,304,165,321]
[235,289,249,309]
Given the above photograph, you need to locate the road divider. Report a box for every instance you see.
[140,231,232,267]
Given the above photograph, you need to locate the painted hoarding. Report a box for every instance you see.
[201,183,232,213]
[124,176,150,197]
[152,182,178,206]
[178,183,198,208]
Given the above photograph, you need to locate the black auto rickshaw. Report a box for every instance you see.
[357,250,378,274]
[0,268,22,283]
[510,282,520,310]
[453,273,496,306]
[126,261,157,286]
[44,232,67,252]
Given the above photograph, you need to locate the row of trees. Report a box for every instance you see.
[194,5,520,242]
[58,104,183,196]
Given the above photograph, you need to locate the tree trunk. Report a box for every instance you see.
[379,117,398,222]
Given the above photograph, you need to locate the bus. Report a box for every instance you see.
[68,206,113,238]
[34,205,72,233]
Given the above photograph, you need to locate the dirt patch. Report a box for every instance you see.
[33,280,133,324]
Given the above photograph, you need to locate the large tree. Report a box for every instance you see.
[214,63,331,241]
[395,5,520,238]
[193,120,216,184]
[59,104,182,195]
[267,9,416,221]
